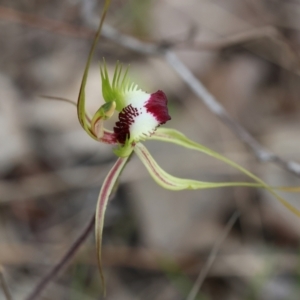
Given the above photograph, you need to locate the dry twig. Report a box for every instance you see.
[24,213,95,300]
[186,211,240,300]
[163,26,278,50]
[0,266,13,300]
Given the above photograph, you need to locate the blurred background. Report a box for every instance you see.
[1,0,300,299]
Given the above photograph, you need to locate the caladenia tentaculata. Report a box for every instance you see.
[48,0,300,295]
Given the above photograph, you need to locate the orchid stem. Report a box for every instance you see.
[24,213,95,300]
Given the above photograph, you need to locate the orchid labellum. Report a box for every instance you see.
[74,0,300,294]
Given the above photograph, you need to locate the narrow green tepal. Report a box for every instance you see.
[134,143,265,191]
[76,0,112,294]
[91,101,116,124]
[150,128,300,218]
[77,0,111,140]
[95,156,129,296]
[90,101,116,138]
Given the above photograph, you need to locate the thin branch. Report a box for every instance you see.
[186,211,240,300]
[0,266,13,300]
[164,26,279,51]
[24,213,95,300]
[0,6,94,39]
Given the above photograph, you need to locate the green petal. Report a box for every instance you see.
[95,156,129,295]
[134,143,264,191]
[91,101,116,138]
[149,128,300,217]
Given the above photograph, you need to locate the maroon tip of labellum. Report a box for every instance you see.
[144,90,171,124]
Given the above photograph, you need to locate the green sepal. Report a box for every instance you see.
[76,0,111,142]
[134,143,265,191]
[95,156,129,297]
[150,128,300,218]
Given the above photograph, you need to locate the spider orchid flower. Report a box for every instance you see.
[77,61,300,292]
